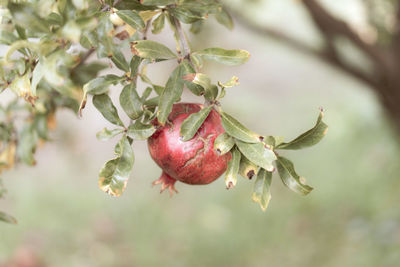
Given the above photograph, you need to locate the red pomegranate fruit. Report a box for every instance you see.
[147,103,232,195]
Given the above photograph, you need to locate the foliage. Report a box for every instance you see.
[0,0,327,223]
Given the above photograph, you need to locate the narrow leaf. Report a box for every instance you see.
[220,112,261,143]
[276,156,313,195]
[157,64,185,124]
[31,61,43,96]
[0,30,18,45]
[180,106,213,141]
[141,87,153,101]
[239,156,258,180]
[252,168,272,211]
[93,94,124,127]
[141,0,175,5]
[8,2,50,33]
[120,83,143,120]
[152,12,165,34]
[213,132,234,155]
[193,48,250,66]
[171,7,203,24]
[181,61,204,96]
[111,47,130,72]
[99,136,134,197]
[130,56,143,78]
[235,140,276,172]
[277,110,328,150]
[225,147,241,189]
[215,8,234,30]
[117,10,145,30]
[0,211,17,224]
[130,40,177,60]
[127,121,156,140]
[17,124,37,166]
[96,128,124,141]
[218,76,239,88]
[83,75,123,95]
[182,72,217,100]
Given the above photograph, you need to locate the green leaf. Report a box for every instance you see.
[0,30,18,45]
[34,115,48,140]
[143,96,159,107]
[47,12,64,26]
[153,84,164,95]
[220,112,261,143]
[31,61,44,96]
[190,53,203,69]
[215,8,234,30]
[130,56,143,79]
[9,72,36,105]
[17,124,37,166]
[218,76,239,88]
[0,211,17,224]
[120,83,143,120]
[180,105,213,141]
[127,121,156,140]
[193,48,250,66]
[116,10,145,30]
[213,132,234,155]
[239,156,258,180]
[152,12,165,34]
[252,168,272,211]
[171,7,203,24]
[96,128,124,141]
[99,136,134,197]
[277,110,328,150]
[225,147,241,189]
[111,47,130,72]
[131,40,177,60]
[83,75,123,95]
[61,21,81,43]
[141,0,175,5]
[141,87,153,102]
[8,2,50,33]
[181,61,205,96]
[235,140,276,172]
[190,20,203,34]
[71,62,108,86]
[93,94,124,127]
[276,156,313,195]
[157,64,185,124]
[182,72,217,100]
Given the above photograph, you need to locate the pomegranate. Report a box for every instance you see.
[148,103,232,195]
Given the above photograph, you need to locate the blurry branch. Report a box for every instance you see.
[228,0,400,134]
[302,0,386,67]
[228,3,380,88]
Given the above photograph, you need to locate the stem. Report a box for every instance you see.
[142,19,152,40]
[174,17,191,60]
[72,48,95,70]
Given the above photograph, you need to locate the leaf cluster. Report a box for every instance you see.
[0,0,327,221]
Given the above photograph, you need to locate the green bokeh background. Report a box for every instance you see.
[1,1,400,266]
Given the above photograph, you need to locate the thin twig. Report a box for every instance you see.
[142,20,152,40]
[174,17,191,60]
[73,48,95,70]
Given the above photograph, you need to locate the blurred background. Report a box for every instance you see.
[1,0,400,266]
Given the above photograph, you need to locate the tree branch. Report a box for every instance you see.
[229,7,379,88]
[302,0,387,68]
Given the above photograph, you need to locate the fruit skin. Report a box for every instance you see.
[148,103,231,194]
